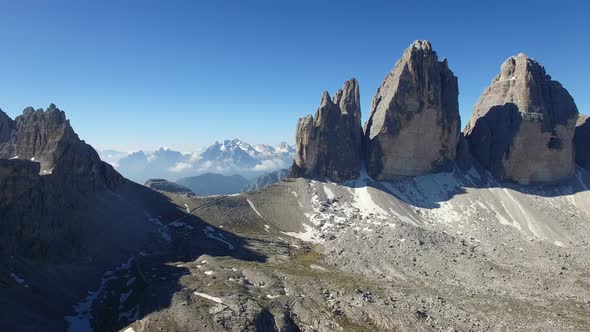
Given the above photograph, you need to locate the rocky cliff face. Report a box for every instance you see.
[0,159,40,207]
[0,104,124,259]
[0,109,15,143]
[574,115,590,170]
[364,40,460,180]
[291,79,363,182]
[0,104,119,187]
[464,54,578,184]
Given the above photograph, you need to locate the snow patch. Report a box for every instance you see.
[349,186,390,219]
[194,292,223,303]
[204,226,235,250]
[10,272,25,284]
[146,214,171,241]
[65,258,134,332]
[247,199,263,219]
[323,185,335,200]
[281,224,321,243]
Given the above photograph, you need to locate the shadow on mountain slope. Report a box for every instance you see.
[334,160,590,210]
[0,178,266,332]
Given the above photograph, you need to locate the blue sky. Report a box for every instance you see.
[0,0,587,152]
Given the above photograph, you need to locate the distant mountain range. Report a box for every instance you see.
[98,139,295,183]
[243,168,290,192]
[177,173,250,196]
[164,169,290,196]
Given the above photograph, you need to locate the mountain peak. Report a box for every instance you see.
[293,79,363,182]
[410,39,433,52]
[333,78,360,118]
[465,53,578,184]
[364,40,459,179]
[320,91,333,108]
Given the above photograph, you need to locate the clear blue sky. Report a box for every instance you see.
[0,0,587,152]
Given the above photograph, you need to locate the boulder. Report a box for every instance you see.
[364,40,460,180]
[291,78,363,182]
[464,53,578,184]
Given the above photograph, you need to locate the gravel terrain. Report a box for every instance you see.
[78,166,590,331]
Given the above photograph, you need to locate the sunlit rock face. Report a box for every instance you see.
[291,78,363,182]
[465,53,578,184]
[364,40,460,180]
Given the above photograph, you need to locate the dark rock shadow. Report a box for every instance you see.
[466,102,522,181]
[0,177,266,332]
[87,182,267,332]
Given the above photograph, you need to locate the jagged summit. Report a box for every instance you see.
[409,39,432,51]
[465,53,578,184]
[290,41,580,186]
[319,91,332,108]
[333,77,360,118]
[291,78,363,182]
[0,104,120,186]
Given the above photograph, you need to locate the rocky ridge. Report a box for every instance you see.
[0,105,197,331]
[291,78,363,182]
[292,41,582,185]
[0,104,120,187]
[0,104,127,259]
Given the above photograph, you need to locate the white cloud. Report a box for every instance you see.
[253,158,288,172]
[188,152,202,163]
[193,160,235,174]
[168,162,194,173]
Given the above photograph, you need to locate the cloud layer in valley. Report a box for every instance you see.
[100,139,295,184]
